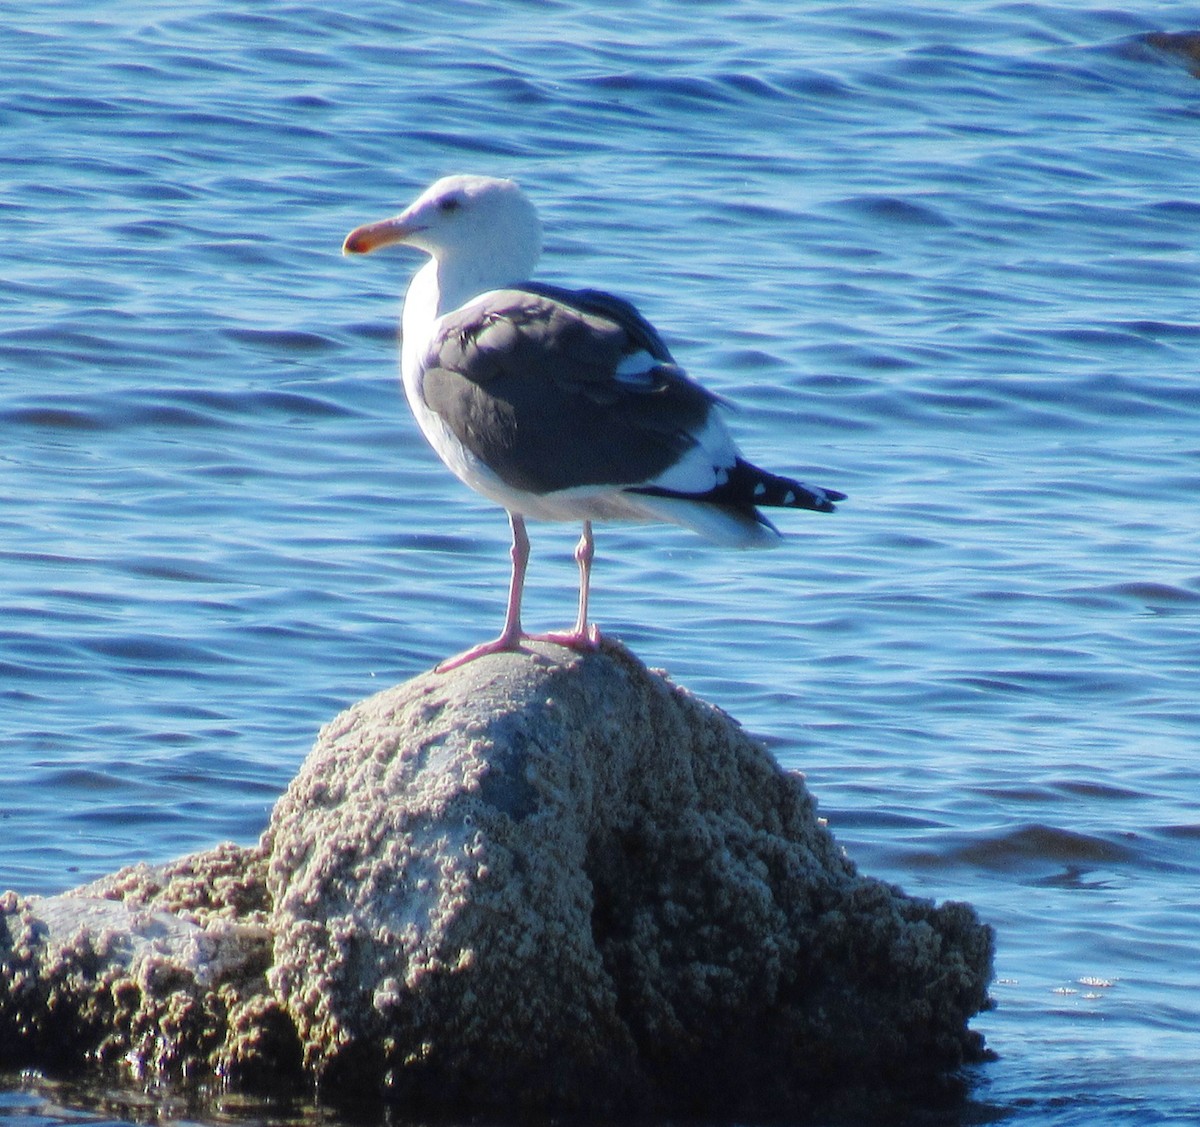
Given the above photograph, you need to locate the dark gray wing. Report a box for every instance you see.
[419,285,719,495]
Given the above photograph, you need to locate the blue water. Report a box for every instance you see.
[3,1,1200,1123]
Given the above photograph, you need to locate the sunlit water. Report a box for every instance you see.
[3,2,1200,1123]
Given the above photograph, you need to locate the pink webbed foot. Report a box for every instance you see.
[435,632,525,673]
[527,623,602,652]
[435,623,600,673]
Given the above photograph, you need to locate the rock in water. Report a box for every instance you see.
[0,843,297,1087]
[263,641,993,1117]
[1,642,993,1119]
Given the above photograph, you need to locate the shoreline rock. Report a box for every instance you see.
[1142,30,1200,75]
[1,641,993,1119]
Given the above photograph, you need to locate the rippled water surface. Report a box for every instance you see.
[3,2,1200,1124]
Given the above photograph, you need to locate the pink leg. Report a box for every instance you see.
[530,521,600,651]
[436,512,531,672]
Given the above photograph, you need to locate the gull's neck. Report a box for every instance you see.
[400,249,531,377]
[431,252,515,316]
[400,259,441,380]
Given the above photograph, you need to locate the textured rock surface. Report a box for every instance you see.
[1,641,993,1118]
[263,641,993,1116]
[0,843,299,1087]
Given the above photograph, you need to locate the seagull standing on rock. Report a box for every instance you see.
[343,174,844,671]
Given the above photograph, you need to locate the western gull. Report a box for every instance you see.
[343,174,844,671]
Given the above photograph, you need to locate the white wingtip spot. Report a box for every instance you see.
[614,349,658,383]
[783,490,796,504]
[754,483,766,497]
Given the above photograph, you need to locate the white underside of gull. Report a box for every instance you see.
[412,437,780,549]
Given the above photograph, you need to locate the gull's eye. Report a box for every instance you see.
[437,196,463,214]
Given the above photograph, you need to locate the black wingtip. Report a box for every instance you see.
[814,487,847,512]
[629,461,845,517]
[741,462,845,514]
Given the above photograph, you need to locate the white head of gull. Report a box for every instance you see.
[344,174,844,671]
